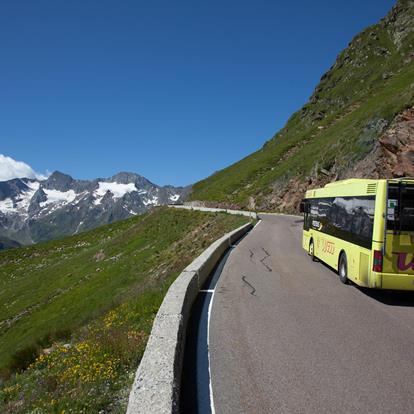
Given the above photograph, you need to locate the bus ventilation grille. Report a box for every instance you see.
[367,183,377,194]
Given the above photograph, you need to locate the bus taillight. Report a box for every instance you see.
[373,250,383,272]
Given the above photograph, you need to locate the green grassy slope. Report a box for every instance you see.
[189,0,414,211]
[0,207,249,412]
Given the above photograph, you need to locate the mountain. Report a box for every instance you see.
[189,0,414,212]
[0,171,190,244]
[0,236,20,251]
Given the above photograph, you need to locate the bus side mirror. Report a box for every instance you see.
[300,201,305,213]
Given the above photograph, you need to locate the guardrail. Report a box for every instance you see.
[126,222,254,414]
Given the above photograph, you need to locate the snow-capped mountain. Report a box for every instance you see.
[0,171,190,245]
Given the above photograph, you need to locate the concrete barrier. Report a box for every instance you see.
[168,204,258,219]
[168,204,302,220]
[126,222,254,414]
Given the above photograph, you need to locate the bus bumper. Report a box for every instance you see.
[380,273,414,291]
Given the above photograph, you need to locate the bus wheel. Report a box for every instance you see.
[338,252,349,284]
[309,240,316,262]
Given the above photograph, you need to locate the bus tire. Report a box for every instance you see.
[338,252,349,284]
[309,239,316,262]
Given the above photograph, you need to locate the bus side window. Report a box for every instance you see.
[304,201,314,231]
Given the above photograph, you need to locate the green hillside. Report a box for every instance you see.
[189,0,414,212]
[0,207,249,413]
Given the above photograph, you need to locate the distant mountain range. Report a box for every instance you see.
[0,171,190,247]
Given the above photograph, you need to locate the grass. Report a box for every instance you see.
[0,207,250,413]
[189,2,414,210]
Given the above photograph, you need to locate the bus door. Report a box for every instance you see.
[383,182,414,275]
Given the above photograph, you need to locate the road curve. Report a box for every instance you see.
[210,215,414,414]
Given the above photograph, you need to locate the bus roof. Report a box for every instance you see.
[324,178,378,188]
[305,178,414,199]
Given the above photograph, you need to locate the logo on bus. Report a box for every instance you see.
[322,239,335,255]
[393,252,414,271]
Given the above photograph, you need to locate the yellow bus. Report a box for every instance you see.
[300,178,414,290]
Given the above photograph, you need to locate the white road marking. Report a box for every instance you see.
[207,286,216,414]
[206,222,252,414]
[200,289,215,293]
[253,219,263,230]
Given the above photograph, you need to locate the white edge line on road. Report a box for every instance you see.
[253,219,263,230]
[207,287,216,414]
[207,224,253,414]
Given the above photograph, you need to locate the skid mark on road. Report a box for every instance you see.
[242,275,256,296]
[249,249,254,261]
[260,247,272,272]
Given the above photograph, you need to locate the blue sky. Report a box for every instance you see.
[0,0,396,186]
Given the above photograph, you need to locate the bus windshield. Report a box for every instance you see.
[387,183,414,232]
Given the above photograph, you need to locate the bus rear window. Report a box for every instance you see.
[387,183,414,232]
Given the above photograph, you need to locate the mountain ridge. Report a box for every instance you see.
[0,170,190,246]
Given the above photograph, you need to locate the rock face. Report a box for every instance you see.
[379,108,414,177]
[0,236,21,250]
[261,107,414,213]
[0,171,190,245]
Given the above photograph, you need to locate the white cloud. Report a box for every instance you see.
[0,154,47,181]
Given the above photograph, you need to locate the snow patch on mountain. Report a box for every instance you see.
[40,189,77,208]
[143,196,159,206]
[74,220,84,234]
[27,181,40,192]
[0,181,40,216]
[93,182,138,205]
[0,198,14,214]
[169,194,180,202]
[16,182,40,212]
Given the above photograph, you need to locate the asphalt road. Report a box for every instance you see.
[209,214,414,414]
